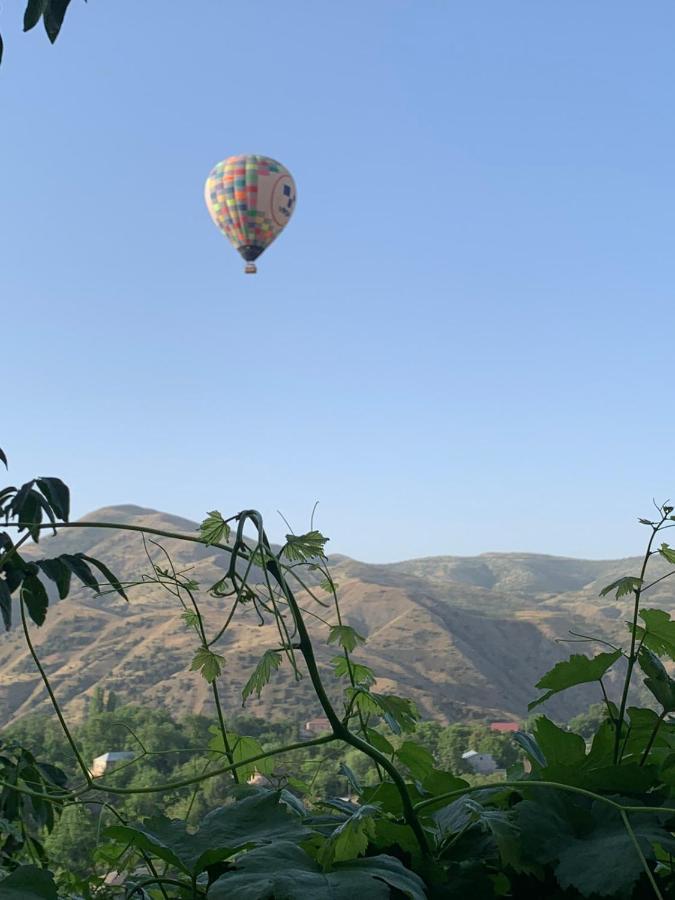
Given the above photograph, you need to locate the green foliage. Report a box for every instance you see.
[328,624,366,653]
[599,575,643,599]
[631,608,675,660]
[317,804,379,867]
[281,529,329,562]
[529,650,622,711]
[0,865,58,898]
[189,646,225,683]
[106,791,315,876]
[197,509,231,546]
[395,741,435,781]
[242,649,283,702]
[207,729,274,780]
[5,452,675,898]
[659,542,675,565]
[209,840,427,899]
[515,797,675,897]
[332,655,375,686]
[568,703,611,739]
[638,647,675,711]
[0,739,70,869]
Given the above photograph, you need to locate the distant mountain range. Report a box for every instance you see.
[1,505,670,730]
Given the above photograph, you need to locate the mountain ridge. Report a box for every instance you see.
[0,505,670,730]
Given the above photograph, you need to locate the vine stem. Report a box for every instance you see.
[613,515,666,765]
[620,809,664,900]
[639,710,668,767]
[19,598,92,785]
[242,512,431,857]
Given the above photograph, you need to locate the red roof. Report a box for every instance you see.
[490,722,520,733]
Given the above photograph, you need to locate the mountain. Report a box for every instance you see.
[0,506,670,730]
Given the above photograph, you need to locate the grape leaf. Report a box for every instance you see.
[529,650,621,710]
[395,741,435,781]
[207,729,274,778]
[659,543,675,565]
[208,841,427,899]
[105,791,313,877]
[281,530,329,562]
[631,608,675,660]
[317,805,379,868]
[328,625,366,653]
[638,647,675,712]
[0,865,58,899]
[331,655,375,686]
[197,510,231,546]
[599,576,643,599]
[189,647,225,683]
[242,649,282,702]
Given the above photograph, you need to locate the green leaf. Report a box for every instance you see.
[420,768,470,798]
[599,575,642,598]
[328,625,366,653]
[197,510,231,546]
[0,578,12,630]
[20,572,48,626]
[189,647,225,683]
[512,730,547,768]
[35,477,69,521]
[36,558,71,600]
[347,689,418,734]
[365,728,394,756]
[529,650,622,710]
[638,646,675,711]
[0,447,7,468]
[395,741,435,781]
[361,781,425,817]
[208,841,427,899]
[43,0,72,43]
[78,553,127,600]
[181,610,200,630]
[331,655,375,686]
[338,762,363,796]
[317,805,379,868]
[0,865,58,899]
[659,543,675,565]
[23,0,48,32]
[60,554,99,592]
[631,608,675,660]
[207,729,273,779]
[242,649,282,702]
[517,794,675,897]
[106,791,313,876]
[531,716,586,767]
[281,530,329,562]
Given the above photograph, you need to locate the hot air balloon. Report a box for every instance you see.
[205,154,296,274]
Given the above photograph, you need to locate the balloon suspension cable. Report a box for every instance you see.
[245,262,257,275]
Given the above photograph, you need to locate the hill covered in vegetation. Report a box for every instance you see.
[1,505,668,728]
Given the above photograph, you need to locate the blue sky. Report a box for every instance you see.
[2,1,674,562]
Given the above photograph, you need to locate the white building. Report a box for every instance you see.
[90,751,136,778]
[461,750,497,775]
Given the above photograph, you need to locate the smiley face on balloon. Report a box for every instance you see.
[205,154,297,274]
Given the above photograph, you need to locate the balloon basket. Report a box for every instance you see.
[245,262,257,275]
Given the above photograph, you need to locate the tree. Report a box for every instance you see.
[43,805,97,877]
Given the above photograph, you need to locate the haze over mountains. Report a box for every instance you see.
[1,505,671,730]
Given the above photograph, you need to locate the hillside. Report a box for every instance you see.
[1,506,671,730]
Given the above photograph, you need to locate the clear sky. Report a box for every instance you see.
[2,1,674,562]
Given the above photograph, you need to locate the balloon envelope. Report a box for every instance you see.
[205,154,296,272]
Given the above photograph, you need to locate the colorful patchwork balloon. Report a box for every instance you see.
[205,154,297,274]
